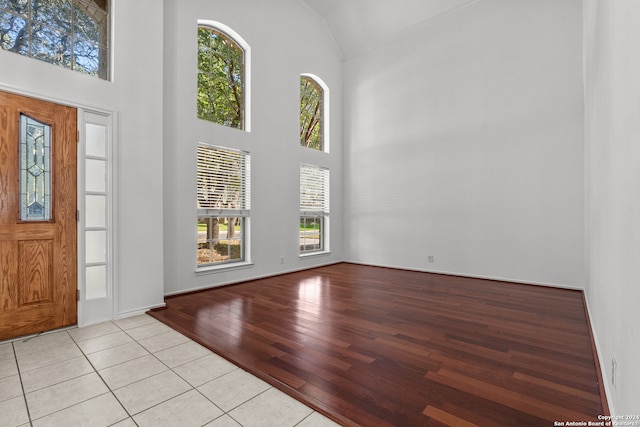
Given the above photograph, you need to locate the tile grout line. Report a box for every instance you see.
[294,411,317,427]
[10,316,328,427]
[77,319,225,425]
[71,322,138,427]
[12,340,34,427]
[117,320,235,425]
[133,317,328,426]
[23,329,123,425]
[115,317,277,426]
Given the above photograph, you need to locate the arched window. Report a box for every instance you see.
[0,0,110,79]
[197,21,250,131]
[300,74,328,151]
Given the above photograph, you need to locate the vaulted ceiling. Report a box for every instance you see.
[299,0,479,59]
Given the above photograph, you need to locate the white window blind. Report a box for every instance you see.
[197,145,250,215]
[300,164,329,216]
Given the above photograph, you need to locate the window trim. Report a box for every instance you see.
[197,20,251,132]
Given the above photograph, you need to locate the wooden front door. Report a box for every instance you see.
[0,91,77,340]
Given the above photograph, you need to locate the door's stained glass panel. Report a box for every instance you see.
[20,114,52,221]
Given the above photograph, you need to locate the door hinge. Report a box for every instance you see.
[77,289,80,301]
[77,210,80,222]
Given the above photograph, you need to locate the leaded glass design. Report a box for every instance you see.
[0,0,110,79]
[20,114,51,221]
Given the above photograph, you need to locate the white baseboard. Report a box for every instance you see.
[344,260,584,290]
[582,292,615,416]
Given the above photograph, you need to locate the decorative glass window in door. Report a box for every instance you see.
[20,114,51,221]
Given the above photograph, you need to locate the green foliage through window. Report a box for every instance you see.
[0,0,110,79]
[197,25,244,129]
[300,76,323,150]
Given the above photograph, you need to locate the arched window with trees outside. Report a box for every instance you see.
[197,21,250,131]
[300,74,328,152]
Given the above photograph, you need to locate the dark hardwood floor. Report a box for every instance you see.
[149,263,608,427]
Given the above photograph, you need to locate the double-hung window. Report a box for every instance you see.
[197,144,250,268]
[300,164,329,254]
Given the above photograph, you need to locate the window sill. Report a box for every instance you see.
[299,251,331,259]
[195,261,254,275]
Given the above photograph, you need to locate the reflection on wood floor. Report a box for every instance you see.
[149,263,608,427]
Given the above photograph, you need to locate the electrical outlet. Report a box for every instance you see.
[280,256,284,264]
[428,255,434,263]
[611,357,617,388]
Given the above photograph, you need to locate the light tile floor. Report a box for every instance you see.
[0,315,341,427]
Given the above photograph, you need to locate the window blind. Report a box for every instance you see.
[197,144,250,215]
[300,164,329,216]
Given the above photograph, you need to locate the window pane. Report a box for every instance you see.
[0,11,28,52]
[73,38,101,75]
[86,158,106,192]
[0,0,28,15]
[86,230,106,263]
[197,216,246,266]
[228,238,242,261]
[85,194,106,227]
[300,216,323,253]
[20,114,51,221]
[86,122,106,157]
[197,217,211,265]
[86,265,107,299]
[30,23,71,67]
[210,218,243,262]
[32,0,72,32]
[73,2,107,45]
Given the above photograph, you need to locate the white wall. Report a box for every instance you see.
[343,0,586,288]
[584,0,640,416]
[162,0,343,294]
[0,0,166,318]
